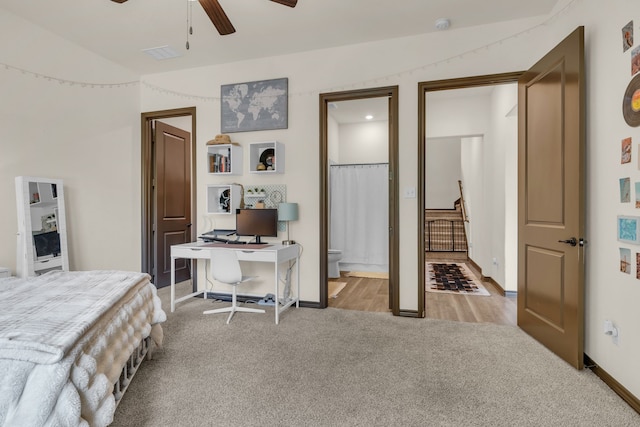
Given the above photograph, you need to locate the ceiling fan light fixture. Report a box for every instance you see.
[435,18,450,31]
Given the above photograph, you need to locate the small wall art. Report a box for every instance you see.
[620,247,631,273]
[220,78,288,133]
[618,215,640,244]
[620,177,631,202]
[622,21,634,52]
[632,46,640,76]
[622,137,632,163]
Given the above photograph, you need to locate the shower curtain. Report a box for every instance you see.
[330,163,388,272]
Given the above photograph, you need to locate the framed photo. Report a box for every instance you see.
[620,247,631,273]
[622,137,632,163]
[220,77,288,133]
[623,21,634,52]
[620,177,631,202]
[617,215,640,244]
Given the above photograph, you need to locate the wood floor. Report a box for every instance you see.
[328,261,517,326]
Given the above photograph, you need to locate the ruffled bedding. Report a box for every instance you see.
[0,270,166,427]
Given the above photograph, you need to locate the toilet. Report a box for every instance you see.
[328,249,343,278]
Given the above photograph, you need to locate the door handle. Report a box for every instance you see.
[558,237,577,247]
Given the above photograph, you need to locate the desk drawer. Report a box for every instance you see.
[172,247,211,260]
[236,249,275,262]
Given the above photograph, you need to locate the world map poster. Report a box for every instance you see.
[221,78,288,133]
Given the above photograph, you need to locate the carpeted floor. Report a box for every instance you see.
[426,262,490,296]
[111,282,640,426]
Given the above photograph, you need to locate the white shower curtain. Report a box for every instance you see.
[330,163,388,272]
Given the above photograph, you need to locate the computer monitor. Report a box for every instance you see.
[33,231,61,258]
[235,208,278,244]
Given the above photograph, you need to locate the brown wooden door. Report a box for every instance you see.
[517,27,585,369]
[154,121,192,287]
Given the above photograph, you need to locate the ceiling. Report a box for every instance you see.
[0,0,558,76]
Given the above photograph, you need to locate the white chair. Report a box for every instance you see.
[203,249,265,324]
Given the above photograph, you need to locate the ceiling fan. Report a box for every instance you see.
[111,0,298,36]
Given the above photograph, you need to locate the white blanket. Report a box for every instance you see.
[0,270,166,427]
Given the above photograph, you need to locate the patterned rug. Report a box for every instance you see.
[426,262,490,296]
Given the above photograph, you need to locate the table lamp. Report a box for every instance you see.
[278,202,298,245]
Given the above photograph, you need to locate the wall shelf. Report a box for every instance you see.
[249,141,285,174]
[206,184,241,214]
[207,144,242,175]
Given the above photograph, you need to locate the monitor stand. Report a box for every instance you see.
[253,236,268,244]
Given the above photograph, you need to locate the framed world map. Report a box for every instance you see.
[220,77,288,133]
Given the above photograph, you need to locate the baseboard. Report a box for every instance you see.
[584,354,640,414]
[300,300,321,308]
[467,257,506,296]
[398,309,421,318]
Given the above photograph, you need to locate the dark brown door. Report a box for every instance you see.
[517,27,585,369]
[154,121,192,287]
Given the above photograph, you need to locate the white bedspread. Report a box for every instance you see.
[0,270,166,427]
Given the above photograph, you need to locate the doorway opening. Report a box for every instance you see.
[141,107,197,289]
[418,73,522,323]
[319,87,399,314]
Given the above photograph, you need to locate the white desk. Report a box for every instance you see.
[170,242,300,324]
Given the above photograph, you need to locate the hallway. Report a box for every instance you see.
[328,262,516,325]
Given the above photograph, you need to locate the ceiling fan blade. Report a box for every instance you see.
[111,0,128,3]
[198,0,236,35]
[270,0,298,7]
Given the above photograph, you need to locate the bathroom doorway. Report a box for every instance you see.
[319,86,399,314]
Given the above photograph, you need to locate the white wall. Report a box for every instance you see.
[0,9,140,273]
[461,136,484,266]
[338,121,388,164]
[490,85,518,291]
[425,137,462,209]
[4,0,640,401]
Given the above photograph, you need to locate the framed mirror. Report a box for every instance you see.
[15,176,69,277]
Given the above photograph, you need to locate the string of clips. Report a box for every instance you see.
[0,0,579,97]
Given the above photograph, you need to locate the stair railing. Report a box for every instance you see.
[458,180,469,222]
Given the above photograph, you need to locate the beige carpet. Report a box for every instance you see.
[426,262,490,296]
[328,281,347,298]
[111,281,640,426]
[344,271,389,279]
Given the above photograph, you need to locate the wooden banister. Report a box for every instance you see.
[458,180,468,222]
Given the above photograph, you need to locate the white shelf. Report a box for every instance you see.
[206,184,242,214]
[249,141,285,174]
[207,144,243,175]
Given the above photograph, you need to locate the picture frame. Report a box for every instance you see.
[220,77,288,133]
[617,215,640,244]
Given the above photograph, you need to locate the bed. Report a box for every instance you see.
[0,270,166,427]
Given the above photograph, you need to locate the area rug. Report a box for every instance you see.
[426,262,490,296]
[328,281,347,298]
[344,271,389,279]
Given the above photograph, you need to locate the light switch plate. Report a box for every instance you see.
[404,187,416,198]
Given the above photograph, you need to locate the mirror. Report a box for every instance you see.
[15,176,69,277]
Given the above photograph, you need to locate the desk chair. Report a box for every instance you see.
[203,249,265,324]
